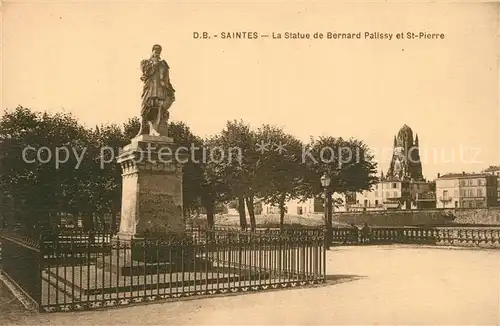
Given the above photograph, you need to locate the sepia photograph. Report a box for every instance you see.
[0,1,499,325]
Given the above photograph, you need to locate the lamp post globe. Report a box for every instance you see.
[320,172,331,188]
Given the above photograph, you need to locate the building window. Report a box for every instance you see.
[454,190,458,197]
[364,199,368,207]
[392,183,397,189]
[375,200,379,206]
[393,191,398,197]
[297,206,303,215]
[477,189,483,197]
[455,201,458,208]
[386,192,390,198]
[476,202,483,208]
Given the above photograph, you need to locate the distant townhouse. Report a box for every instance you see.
[348,178,435,211]
[482,166,500,204]
[435,172,498,208]
[261,194,348,216]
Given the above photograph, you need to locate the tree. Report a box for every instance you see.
[198,136,231,227]
[123,117,140,140]
[167,121,206,218]
[301,136,379,199]
[211,120,258,230]
[0,106,90,229]
[86,123,130,231]
[299,136,377,245]
[255,125,305,230]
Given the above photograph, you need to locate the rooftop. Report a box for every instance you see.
[380,179,432,184]
[437,172,496,179]
[483,166,500,173]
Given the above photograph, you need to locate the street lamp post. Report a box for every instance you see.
[320,172,332,249]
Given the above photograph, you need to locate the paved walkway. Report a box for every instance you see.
[10,245,500,325]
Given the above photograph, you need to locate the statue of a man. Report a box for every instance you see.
[137,44,176,136]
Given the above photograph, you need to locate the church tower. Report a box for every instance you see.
[386,124,424,181]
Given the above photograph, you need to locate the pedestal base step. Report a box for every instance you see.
[96,256,213,276]
[42,266,272,298]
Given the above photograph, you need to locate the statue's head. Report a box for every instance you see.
[152,44,162,57]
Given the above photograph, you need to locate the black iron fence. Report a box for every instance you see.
[331,227,500,247]
[0,227,326,313]
[1,233,42,310]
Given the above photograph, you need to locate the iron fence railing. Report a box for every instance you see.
[0,234,42,307]
[0,228,326,313]
[331,227,500,247]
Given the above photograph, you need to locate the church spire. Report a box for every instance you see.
[415,133,419,146]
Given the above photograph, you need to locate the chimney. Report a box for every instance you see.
[437,173,440,178]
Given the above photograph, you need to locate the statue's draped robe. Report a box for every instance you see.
[140,58,175,122]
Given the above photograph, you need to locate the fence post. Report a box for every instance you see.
[322,229,327,280]
[37,232,43,312]
[323,227,329,250]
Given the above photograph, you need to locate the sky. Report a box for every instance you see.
[2,1,499,180]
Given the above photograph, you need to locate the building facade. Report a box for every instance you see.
[261,193,348,216]
[482,166,500,204]
[348,124,435,211]
[348,179,435,211]
[435,172,498,208]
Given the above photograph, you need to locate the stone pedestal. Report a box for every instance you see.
[98,134,212,276]
[116,134,186,239]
